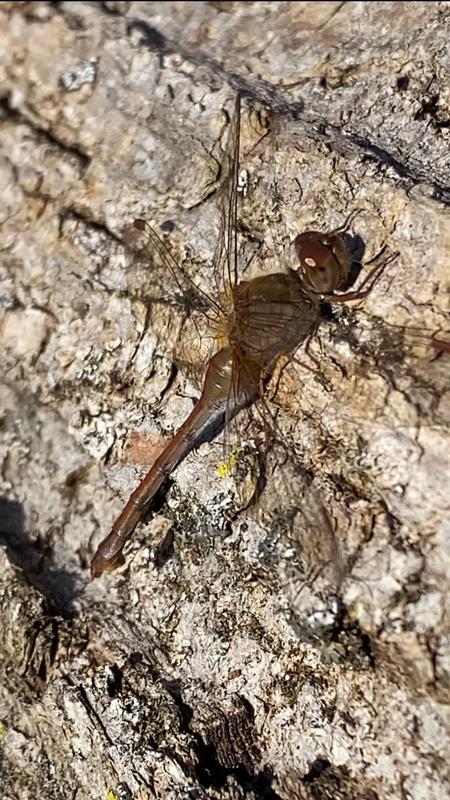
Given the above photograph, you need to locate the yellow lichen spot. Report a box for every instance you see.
[107,791,118,800]
[216,444,240,478]
[0,722,7,737]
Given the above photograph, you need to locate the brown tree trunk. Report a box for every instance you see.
[1,2,449,799]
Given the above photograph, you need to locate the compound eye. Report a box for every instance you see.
[294,232,338,292]
[294,229,352,293]
[295,233,331,270]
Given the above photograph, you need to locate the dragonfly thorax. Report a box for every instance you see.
[228,270,320,374]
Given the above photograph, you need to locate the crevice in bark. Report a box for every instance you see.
[162,678,282,798]
[122,18,450,205]
[0,94,91,172]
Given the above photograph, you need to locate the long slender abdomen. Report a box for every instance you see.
[91,348,246,578]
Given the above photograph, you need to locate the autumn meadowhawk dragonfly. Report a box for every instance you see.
[90,94,449,582]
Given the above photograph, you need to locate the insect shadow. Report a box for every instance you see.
[340,232,366,288]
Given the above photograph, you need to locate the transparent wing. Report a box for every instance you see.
[211,94,242,301]
[127,218,224,322]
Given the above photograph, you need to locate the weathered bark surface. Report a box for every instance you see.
[1,2,449,799]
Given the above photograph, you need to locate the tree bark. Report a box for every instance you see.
[1,2,449,799]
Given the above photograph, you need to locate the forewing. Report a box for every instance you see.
[211,94,242,300]
[124,215,226,388]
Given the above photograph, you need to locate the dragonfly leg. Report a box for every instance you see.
[265,354,291,402]
[328,208,363,237]
[322,250,398,304]
[265,343,327,402]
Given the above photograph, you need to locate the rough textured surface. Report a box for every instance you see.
[1,2,449,799]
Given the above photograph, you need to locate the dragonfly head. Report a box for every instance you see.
[294,231,352,294]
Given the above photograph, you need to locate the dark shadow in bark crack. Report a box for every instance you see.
[162,677,282,799]
[123,17,450,205]
[0,496,79,618]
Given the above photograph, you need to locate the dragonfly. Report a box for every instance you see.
[90,95,448,579]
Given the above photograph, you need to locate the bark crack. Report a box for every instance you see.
[0,95,91,173]
[121,18,450,205]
